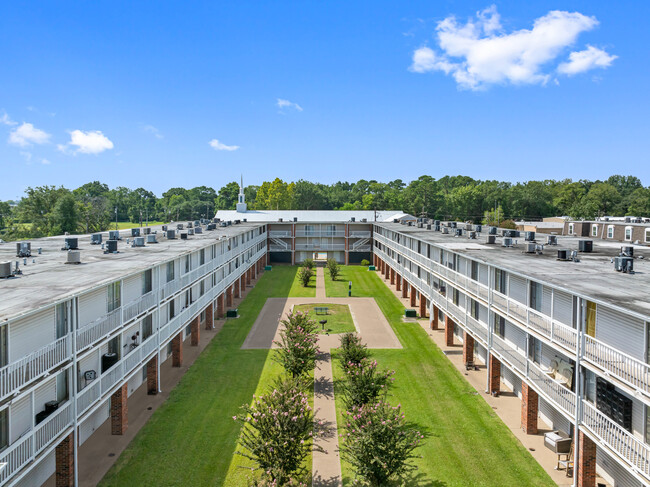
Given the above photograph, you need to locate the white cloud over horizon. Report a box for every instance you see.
[277,98,303,112]
[8,122,51,146]
[143,124,163,139]
[59,129,114,154]
[209,139,240,151]
[410,5,616,90]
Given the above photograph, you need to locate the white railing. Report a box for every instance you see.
[161,278,181,299]
[0,336,70,401]
[269,231,292,238]
[465,315,488,345]
[351,245,371,252]
[491,334,526,374]
[295,243,346,251]
[123,291,157,323]
[77,308,122,351]
[350,231,371,238]
[124,346,142,376]
[77,380,101,416]
[295,231,345,237]
[269,244,289,252]
[527,360,575,418]
[34,402,72,455]
[584,335,650,395]
[0,432,32,484]
[582,400,650,477]
[101,361,124,395]
[142,335,158,358]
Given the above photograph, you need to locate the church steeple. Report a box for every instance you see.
[236,175,247,212]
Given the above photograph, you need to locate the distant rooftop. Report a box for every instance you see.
[214,209,415,223]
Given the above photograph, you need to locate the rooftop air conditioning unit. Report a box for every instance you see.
[66,250,81,264]
[91,234,102,245]
[468,231,477,239]
[442,227,449,234]
[547,235,558,245]
[625,216,631,223]
[502,237,513,247]
[109,230,120,240]
[194,220,200,226]
[557,249,570,261]
[418,222,423,228]
[621,246,634,257]
[180,233,188,240]
[362,218,367,222]
[454,228,463,237]
[393,219,398,223]
[195,227,203,234]
[426,224,432,230]
[434,220,441,226]
[133,237,145,247]
[466,224,473,231]
[525,231,536,242]
[162,225,168,231]
[0,261,13,278]
[488,226,497,235]
[146,234,158,244]
[187,221,193,228]
[293,217,298,222]
[167,230,176,239]
[105,240,118,253]
[451,222,457,228]
[278,218,283,222]
[64,237,79,250]
[578,240,593,253]
[486,235,496,244]
[614,256,634,273]
[143,227,151,235]
[16,242,31,257]
[220,222,227,227]
[524,242,536,253]
[234,220,241,224]
[188,228,195,236]
[177,223,184,230]
[475,225,482,233]
[131,228,140,237]
[434,224,441,231]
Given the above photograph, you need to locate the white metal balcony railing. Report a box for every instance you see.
[584,334,650,396]
[269,231,292,238]
[582,400,650,478]
[77,381,101,416]
[491,333,526,375]
[351,244,371,252]
[0,336,71,401]
[295,243,346,251]
[295,231,346,237]
[76,308,122,351]
[123,291,157,323]
[527,359,576,418]
[269,244,290,252]
[350,231,371,238]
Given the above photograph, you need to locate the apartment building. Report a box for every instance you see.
[0,221,267,486]
[373,221,650,487]
[566,218,650,245]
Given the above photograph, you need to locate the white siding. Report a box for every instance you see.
[475,342,487,364]
[501,366,521,397]
[78,287,107,327]
[10,395,32,443]
[79,400,109,445]
[509,275,527,305]
[478,263,489,286]
[539,397,570,433]
[596,306,645,360]
[10,307,55,362]
[127,367,144,396]
[504,322,526,355]
[33,377,56,414]
[542,286,552,317]
[16,450,55,487]
[478,304,489,325]
[597,446,643,487]
[122,274,141,305]
[553,290,573,327]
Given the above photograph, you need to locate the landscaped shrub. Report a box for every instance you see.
[360,259,370,267]
[340,358,394,409]
[234,377,320,485]
[326,258,340,280]
[339,333,370,372]
[302,258,314,269]
[273,311,320,378]
[297,266,313,287]
[340,401,423,486]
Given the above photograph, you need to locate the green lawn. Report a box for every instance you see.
[293,303,356,334]
[114,221,167,230]
[100,266,309,487]
[324,265,382,298]
[330,266,553,487]
[287,266,317,297]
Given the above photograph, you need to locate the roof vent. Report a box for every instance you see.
[66,250,81,264]
[486,235,496,244]
[132,237,145,247]
[131,228,141,237]
[578,240,593,253]
[146,234,158,244]
[16,242,31,257]
[547,235,558,246]
[0,261,13,278]
[91,234,102,245]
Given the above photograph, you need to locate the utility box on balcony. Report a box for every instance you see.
[405,309,417,318]
[368,265,376,271]
[264,265,272,271]
[226,309,238,318]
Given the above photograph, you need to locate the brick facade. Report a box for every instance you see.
[402,280,408,299]
[234,279,240,298]
[110,383,128,435]
[205,302,214,330]
[489,354,501,394]
[577,431,597,487]
[190,315,200,346]
[444,315,454,346]
[521,382,538,434]
[462,331,474,363]
[430,305,439,330]
[172,332,183,367]
[226,286,233,307]
[396,273,401,291]
[55,433,75,487]
[146,356,158,395]
[410,288,417,307]
[419,295,427,318]
[390,267,395,285]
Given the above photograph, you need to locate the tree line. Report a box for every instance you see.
[0,174,648,240]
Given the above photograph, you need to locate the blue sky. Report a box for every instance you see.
[0,1,647,199]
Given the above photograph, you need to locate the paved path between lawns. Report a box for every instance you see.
[316,266,326,298]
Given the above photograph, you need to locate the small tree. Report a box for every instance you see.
[234,377,320,485]
[297,266,313,287]
[274,311,320,378]
[340,358,394,410]
[302,258,314,269]
[340,401,423,486]
[360,259,370,267]
[339,333,370,372]
[327,258,340,281]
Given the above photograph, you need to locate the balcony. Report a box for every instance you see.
[123,291,157,323]
[76,308,122,351]
[0,336,71,401]
[350,231,371,238]
[491,334,526,375]
[527,360,576,418]
[295,243,346,251]
[295,230,345,237]
[269,231,292,238]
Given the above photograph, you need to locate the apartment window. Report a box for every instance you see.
[568,223,574,235]
[584,369,596,405]
[528,336,542,364]
[142,314,153,340]
[625,226,633,241]
[0,325,7,368]
[305,225,315,236]
[185,324,192,337]
[0,408,7,451]
[646,229,650,243]
[200,249,205,266]
[529,281,542,312]
[470,261,479,281]
[56,369,69,403]
[169,300,176,320]
[470,299,479,320]
[494,269,507,294]
[325,225,336,237]
[452,288,460,306]
[107,282,121,312]
[607,225,614,239]
[592,224,598,237]
[166,341,173,356]
[108,335,120,358]
[184,255,190,273]
[493,313,505,338]
[142,269,152,295]
[166,262,175,282]
[55,303,68,339]
[200,280,205,296]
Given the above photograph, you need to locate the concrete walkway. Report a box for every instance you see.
[316,266,326,299]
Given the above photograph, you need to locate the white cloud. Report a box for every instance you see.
[20,151,32,162]
[410,6,615,90]
[0,112,16,126]
[558,45,617,76]
[277,98,303,112]
[209,139,239,151]
[41,158,50,165]
[143,124,163,139]
[8,122,51,146]
[59,129,114,154]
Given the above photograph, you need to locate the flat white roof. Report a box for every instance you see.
[214,209,414,223]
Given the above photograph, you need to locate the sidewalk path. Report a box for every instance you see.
[316,266,326,298]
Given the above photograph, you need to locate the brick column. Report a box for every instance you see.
[390,267,395,285]
[410,288,417,307]
[55,433,75,487]
[172,332,183,367]
[402,280,408,299]
[463,332,474,363]
[247,269,251,285]
[396,274,401,291]
[577,431,596,487]
[241,274,246,292]
[191,315,200,346]
[146,355,158,395]
[110,383,128,435]
[217,293,225,318]
[431,305,439,330]
[489,354,501,394]
[445,315,454,346]
[226,285,233,306]
[205,302,214,330]
[419,295,427,318]
[521,382,539,434]
[234,280,240,298]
